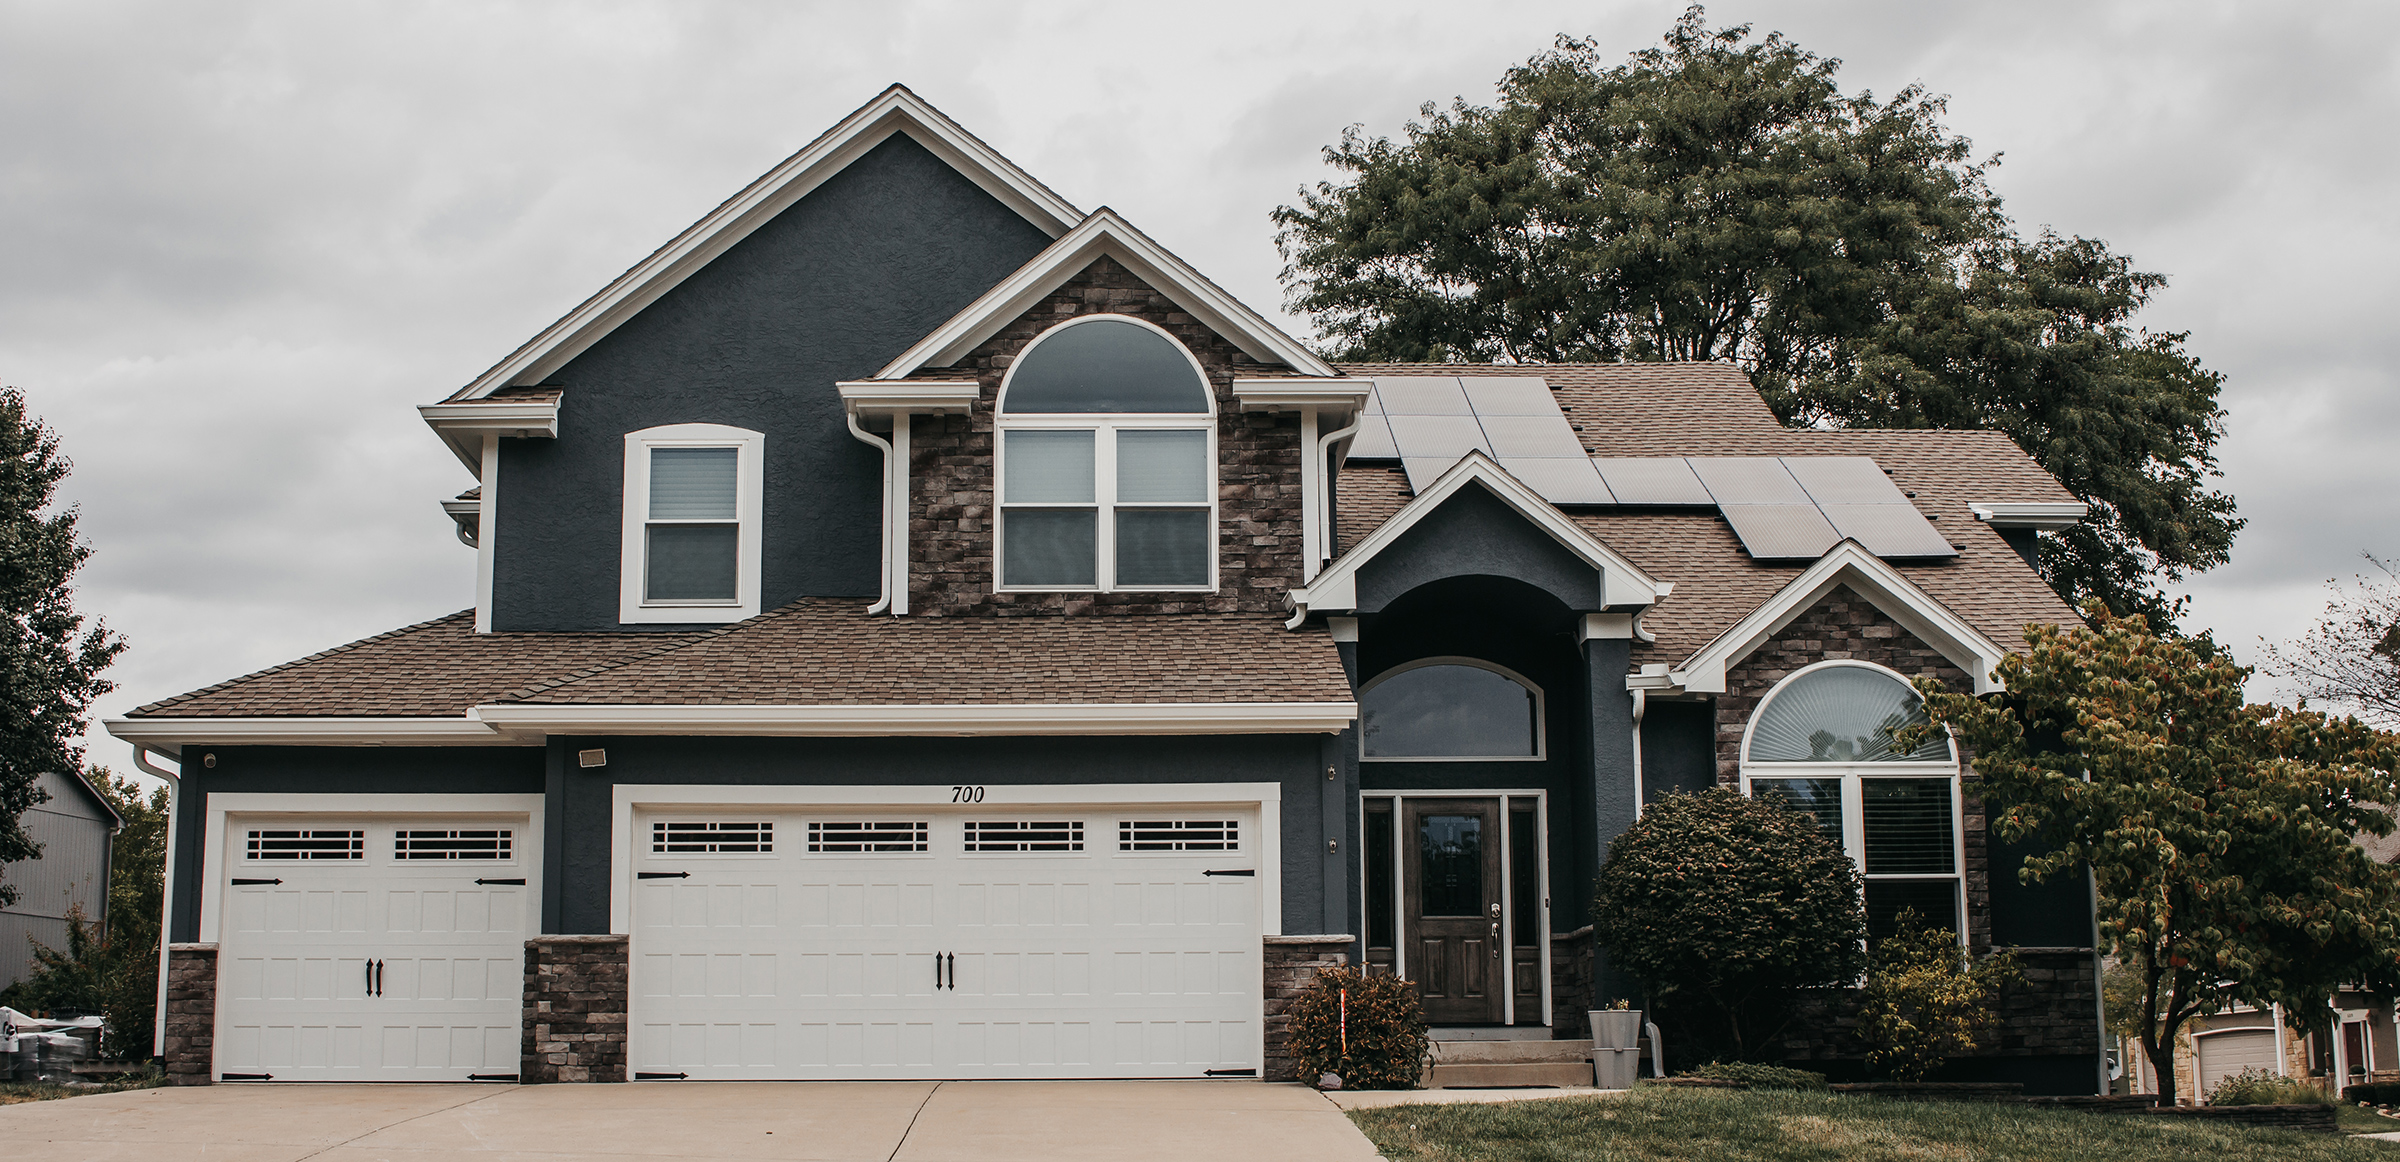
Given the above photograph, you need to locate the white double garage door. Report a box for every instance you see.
[212,792,1265,1082]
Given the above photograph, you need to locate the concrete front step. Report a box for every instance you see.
[1424,1061,1598,1089]
[1430,1038,1594,1065]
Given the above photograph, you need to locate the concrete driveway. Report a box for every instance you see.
[0,1079,1384,1161]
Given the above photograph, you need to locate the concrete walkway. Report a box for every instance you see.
[0,1080,1384,1161]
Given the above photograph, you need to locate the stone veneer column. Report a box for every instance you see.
[1549,928,1596,1039]
[162,943,218,1086]
[522,934,629,1083]
[1263,935,1353,1082]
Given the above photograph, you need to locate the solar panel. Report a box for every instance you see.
[1819,504,1958,558]
[1456,376,1557,415]
[1477,415,1586,458]
[1593,458,1715,505]
[1346,413,1400,460]
[1688,457,1810,505]
[1720,504,1841,560]
[1373,376,1473,415]
[1385,415,1491,461]
[1779,457,1905,504]
[1499,458,1614,504]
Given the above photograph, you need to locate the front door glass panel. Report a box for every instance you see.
[1418,814,1484,917]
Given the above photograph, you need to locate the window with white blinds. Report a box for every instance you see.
[619,424,763,623]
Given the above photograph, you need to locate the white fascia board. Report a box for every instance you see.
[1969,502,2089,531]
[1290,451,1666,621]
[452,86,1082,402]
[1231,378,1370,413]
[471,701,1359,737]
[102,716,509,757]
[1668,541,2012,696]
[418,399,562,473]
[874,210,1338,379]
[836,379,981,416]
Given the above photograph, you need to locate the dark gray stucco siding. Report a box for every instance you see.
[542,734,1329,936]
[1639,699,1717,803]
[492,133,1057,630]
[167,746,546,942]
[1355,486,1601,614]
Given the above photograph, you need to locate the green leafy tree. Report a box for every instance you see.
[2264,554,2400,728]
[0,386,125,909]
[0,769,170,1058]
[1912,604,2400,1104]
[1273,7,2237,629]
[1856,911,2019,1081]
[1591,788,1866,1062]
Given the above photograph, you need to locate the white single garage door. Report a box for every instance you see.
[630,805,1262,1080]
[2195,1027,2279,1098]
[215,816,534,1082]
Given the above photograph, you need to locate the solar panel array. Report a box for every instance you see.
[1347,377,1954,560]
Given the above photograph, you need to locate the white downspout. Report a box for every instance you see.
[845,413,893,615]
[890,413,910,616]
[132,744,180,1058]
[1310,410,1363,580]
[1630,687,1647,819]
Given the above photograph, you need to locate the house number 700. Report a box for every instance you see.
[950,786,986,803]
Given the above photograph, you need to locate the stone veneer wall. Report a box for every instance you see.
[522,935,629,1083]
[1716,584,1994,950]
[1781,948,2100,1065]
[162,943,218,1086]
[907,256,1303,617]
[1550,928,1595,1039]
[1263,935,1352,1083]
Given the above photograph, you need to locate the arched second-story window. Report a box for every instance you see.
[996,315,1215,592]
[1739,660,1963,942]
[1360,659,1544,761]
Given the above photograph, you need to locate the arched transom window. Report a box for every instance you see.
[996,316,1215,591]
[1360,659,1544,761]
[1740,660,1963,941]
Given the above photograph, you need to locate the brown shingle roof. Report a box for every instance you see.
[131,613,702,718]
[499,599,1351,706]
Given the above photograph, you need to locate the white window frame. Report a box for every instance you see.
[619,423,764,624]
[1737,659,1966,945]
[994,314,1218,594]
[1358,657,1547,763]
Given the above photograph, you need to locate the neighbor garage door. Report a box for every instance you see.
[214,815,534,1082]
[2195,1027,2279,1098]
[629,806,1262,1080]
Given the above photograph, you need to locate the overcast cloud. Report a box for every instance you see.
[4,0,2394,773]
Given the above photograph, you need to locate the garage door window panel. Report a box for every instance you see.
[247,829,365,860]
[807,821,930,854]
[652,821,775,855]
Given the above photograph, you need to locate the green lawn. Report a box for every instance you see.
[1347,1087,2400,1162]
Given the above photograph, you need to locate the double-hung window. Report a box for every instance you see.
[619,423,764,623]
[1739,660,1965,942]
[996,316,1216,591]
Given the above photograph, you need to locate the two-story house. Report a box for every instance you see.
[107,86,2102,1092]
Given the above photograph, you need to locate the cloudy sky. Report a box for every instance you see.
[5,0,2395,774]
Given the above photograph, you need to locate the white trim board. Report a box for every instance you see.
[195,792,544,945]
[1289,451,1668,625]
[1668,540,2012,696]
[451,85,1081,401]
[873,208,1338,379]
[607,782,1284,937]
[419,397,562,474]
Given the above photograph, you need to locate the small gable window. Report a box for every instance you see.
[1360,659,1543,761]
[996,316,1215,591]
[1740,660,1962,943]
[619,423,764,624]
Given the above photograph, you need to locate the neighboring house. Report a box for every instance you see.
[2124,996,2395,1103]
[0,770,124,996]
[104,86,2103,1091]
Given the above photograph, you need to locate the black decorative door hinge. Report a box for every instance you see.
[221,1072,274,1081]
[475,878,526,885]
[1203,1068,1257,1077]
[468,1073,519,1082]
[636,871,690,879]
[1202,869,1255,877]
[231,878,281,885]
[633,1071,688,1081]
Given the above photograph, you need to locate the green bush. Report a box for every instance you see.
[1858,911,2019,1081]
[1591,789,1865,1063]
[2206,1067,2327,1107]
[1684,1060,1830,1090]
[1285,966,1429,1089]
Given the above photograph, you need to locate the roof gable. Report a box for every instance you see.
[449,85,1081,401]
[1291,451,1667,625]
[873,209,1337,379]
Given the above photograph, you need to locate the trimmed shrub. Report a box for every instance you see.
[1592,789,1866,1063]
[1857,911,2019,1081]
[1685,1060,1830,1090]
[1286,966,1429,1089]
[2207,1067,2327,1107]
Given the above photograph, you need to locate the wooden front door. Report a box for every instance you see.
[1403,798,1504,1024]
